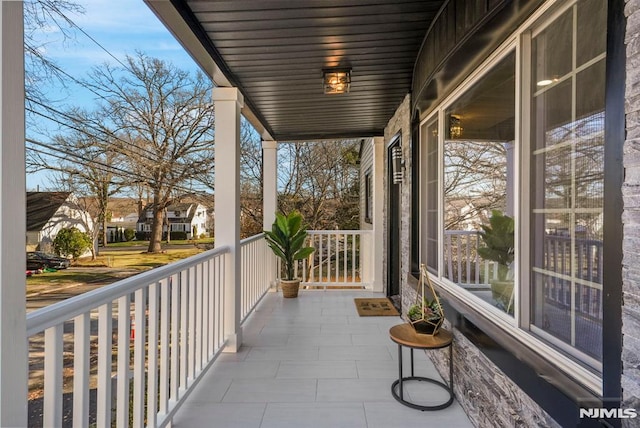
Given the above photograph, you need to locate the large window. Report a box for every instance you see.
[529,0,606,366]
[443,51,516,315]
[420,0,606,378]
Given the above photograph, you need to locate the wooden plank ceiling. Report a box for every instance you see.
[171,0,445,141]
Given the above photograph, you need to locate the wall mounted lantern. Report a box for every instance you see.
[392,145,404,184]
[323,68,351,94]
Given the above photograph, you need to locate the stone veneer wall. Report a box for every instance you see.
[623,0,640,421]
[428,326,560,428]
[382,94,411,296]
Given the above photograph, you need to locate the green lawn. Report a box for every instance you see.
[76,248,203,270]
[27,271,118,286]
[28,248,205,290]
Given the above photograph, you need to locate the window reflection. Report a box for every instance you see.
[530,0,605,365]
[442,52,516,315]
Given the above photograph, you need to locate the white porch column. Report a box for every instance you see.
[213,87,243,352]
[262,140,278,285]
[0,2,27,426]
[371,137,385,292]
[262,140,278,230]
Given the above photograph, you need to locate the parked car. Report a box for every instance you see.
[26,252,70,270]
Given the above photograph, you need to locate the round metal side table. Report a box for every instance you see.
[389,323,454,411]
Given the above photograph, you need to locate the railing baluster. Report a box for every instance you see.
[343,233,348,282]
[147,282,159,427]
[336,233,340,282]
[132,288,147,428]
[195,264,203,374]
[208,259,215,357]
[159,278,170,416]
[97,304,113,428]
[43,325,63,428]
[474,235,480,285]
[188,266,196,382]
[116,294,130,428]
[349,233,362,284]
[310,234,315,282]
[72,313,90,428]
[202,260,209,364]
[180,269,188,393]
[319,235,324,282]
[170,273,180,402]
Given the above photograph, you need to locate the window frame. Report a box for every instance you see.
[364,169,373,224]
[417,0,602,395]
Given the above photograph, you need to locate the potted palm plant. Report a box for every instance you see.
[477,210,515,312]
[264,211,315,298]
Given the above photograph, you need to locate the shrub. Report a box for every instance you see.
[135,231,148,241]
[170,231,188,240]
[124,228,136,241]
[53,227,92,260]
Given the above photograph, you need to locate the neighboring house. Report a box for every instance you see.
[105,215,138,243]
[26,192,93,255]
[105,199,140,243]
[137,203,209,239]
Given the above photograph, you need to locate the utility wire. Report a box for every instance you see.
[28,138,212,196]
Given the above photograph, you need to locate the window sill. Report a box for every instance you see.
[434,283,603,425]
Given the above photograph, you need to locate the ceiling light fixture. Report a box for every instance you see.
[449,115,463,139]
[537,77,559,87]
[323,68,351,94]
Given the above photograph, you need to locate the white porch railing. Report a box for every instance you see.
[26,246,230,428]
[444,230,492,287]
[240,233,276,321]
[444,230,603,318]
[296,230,372,288]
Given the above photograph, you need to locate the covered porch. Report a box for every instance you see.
[0,0,502,424]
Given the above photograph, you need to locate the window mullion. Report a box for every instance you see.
[518,30,532,329]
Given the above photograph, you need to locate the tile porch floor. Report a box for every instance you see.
[172,290,473,428]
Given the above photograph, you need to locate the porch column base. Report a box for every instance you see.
[223,331,243,353]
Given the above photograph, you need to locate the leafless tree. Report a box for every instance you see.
[24,0,84,104]
[238,138,361,235]
[278,140,360,231]
[444,139,508,230]
[81,53,215,252]
[28,110,128,258]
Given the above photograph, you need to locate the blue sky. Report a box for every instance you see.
[27,0,201,190]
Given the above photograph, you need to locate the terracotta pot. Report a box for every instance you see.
[280,279,300,298]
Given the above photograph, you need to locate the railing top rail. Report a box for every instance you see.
[26,245,230,336]
[444,230,480,236]
[307,230,372,235]
[544,235,604,245]
[240,233,264,245]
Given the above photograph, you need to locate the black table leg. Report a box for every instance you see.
[398,343,403,400]
[449,342,454,396]
[410,348,414,377]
